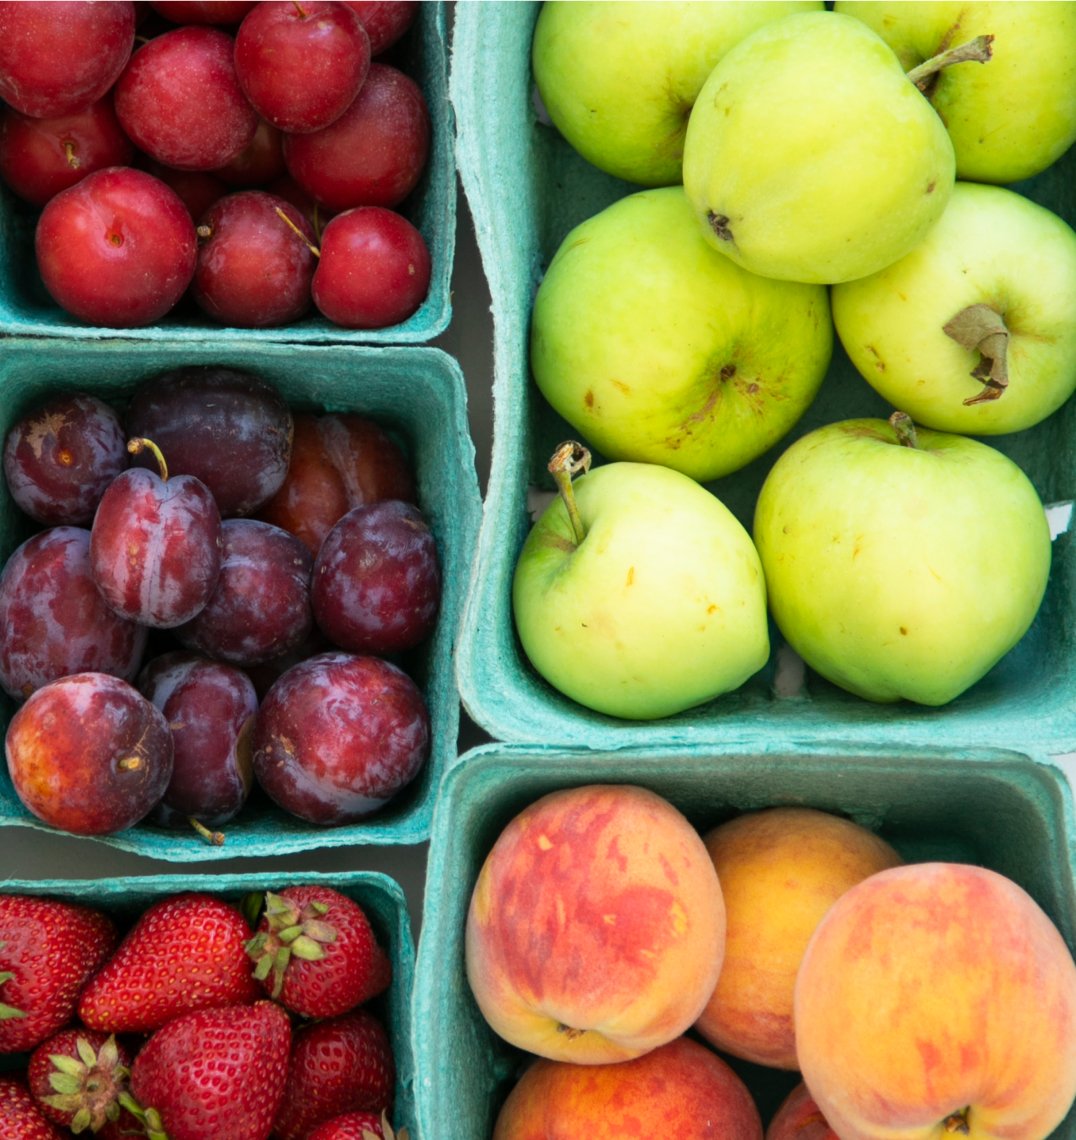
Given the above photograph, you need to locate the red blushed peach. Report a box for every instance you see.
[766,1082,838,1140]
[492,1035,762,1139]
[695,806,902,1069]
[465,784,725,1064]
[794,862,1076,1140]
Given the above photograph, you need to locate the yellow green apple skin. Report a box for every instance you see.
[682,10,955,284]
[752,417,1051,706]
[465,784,727,1065]
[832,182,1076,435]
[530,186,832,482]
[513,459,769,720]
[794,862,1076,1140]
[836,1,1076,184]
[531,0,822,187]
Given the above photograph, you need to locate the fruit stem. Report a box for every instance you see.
[907,34,994,91]
[547,441,591,546]
[942,303,1010,404]
[943,1107,971,1134]
[63,141,79,170]
[189,816,225,846]
[274,207,320,257]
[888,411,919,449]
[127,437,168,481]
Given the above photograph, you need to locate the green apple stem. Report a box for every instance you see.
[127,437,168,481]
[942,303,1009,404]
[548,440,591,546]
[888,411,919,449]
[906,34,994,92]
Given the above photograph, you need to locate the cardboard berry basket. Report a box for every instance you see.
[411,741,1076,1139]
[0,2,454,345]
[449,1,1076,756]
[0,868,418,1138]
[0,336,481,856]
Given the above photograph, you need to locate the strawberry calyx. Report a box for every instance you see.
[42,1033,130,1133]
[245,891,338,998]
[0,951,27,1021]
[117,1091,170,1140]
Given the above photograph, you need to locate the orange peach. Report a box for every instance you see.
[492,1035,762,1140]
[766,1082,838,1140]
[465,783,725,1064]
[794,861,1076,1139]
[695,806,902,1068]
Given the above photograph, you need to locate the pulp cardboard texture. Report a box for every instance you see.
[412,742,1076,1138]
[0,869,417,1136]
[0,2,455,345]
[0,338,481,856]
[450,1,1076,755]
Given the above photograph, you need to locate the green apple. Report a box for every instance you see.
[753,414,1052,706]
[835,1,1076,184]
[531,0,822,187]
[681,9,956,284]
[513,443,769,720]
[530,185,832,482]
[832,181,1076,435]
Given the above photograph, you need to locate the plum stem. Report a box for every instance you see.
[274,207,321,257]
[907,34,994,91]
[127,437,169,481]
[116,756,143,772]
[189,816,225,846]
[943,303,1010,404]
[888,411,920,449]
[63,141,79,170]
[547,441,591,546]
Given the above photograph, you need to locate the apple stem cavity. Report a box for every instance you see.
[943,303,1010,404]
[888,411,920,449]
[547,440,591,546]
[127,436,169,481]
[907,34,994,93]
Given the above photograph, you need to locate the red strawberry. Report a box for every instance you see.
[271,1008,395,1140]
[0,1075,65,1139]
[78,892,260,1033]
[307,1109,407,1140]
[0,894,117,1054]
[26,1026,136,1138]
[246,885,391,1019]
[126,999,291,1140]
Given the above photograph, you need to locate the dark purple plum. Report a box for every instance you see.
[90,439,223,628]
[176,518,314,666]
[0,527,147,700]
[3,392,127,526]
[6,672,173,836]
[252,650,429,825]
[312,499,440,655]
[125,366,294,517]
[138,650,257,835]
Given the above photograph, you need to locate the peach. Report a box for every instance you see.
[492,1035,762,1140]
[464,783,725,1064]
[766,1082,838,1140]
[794,862,1076,1140]
[695,806,902,1068]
